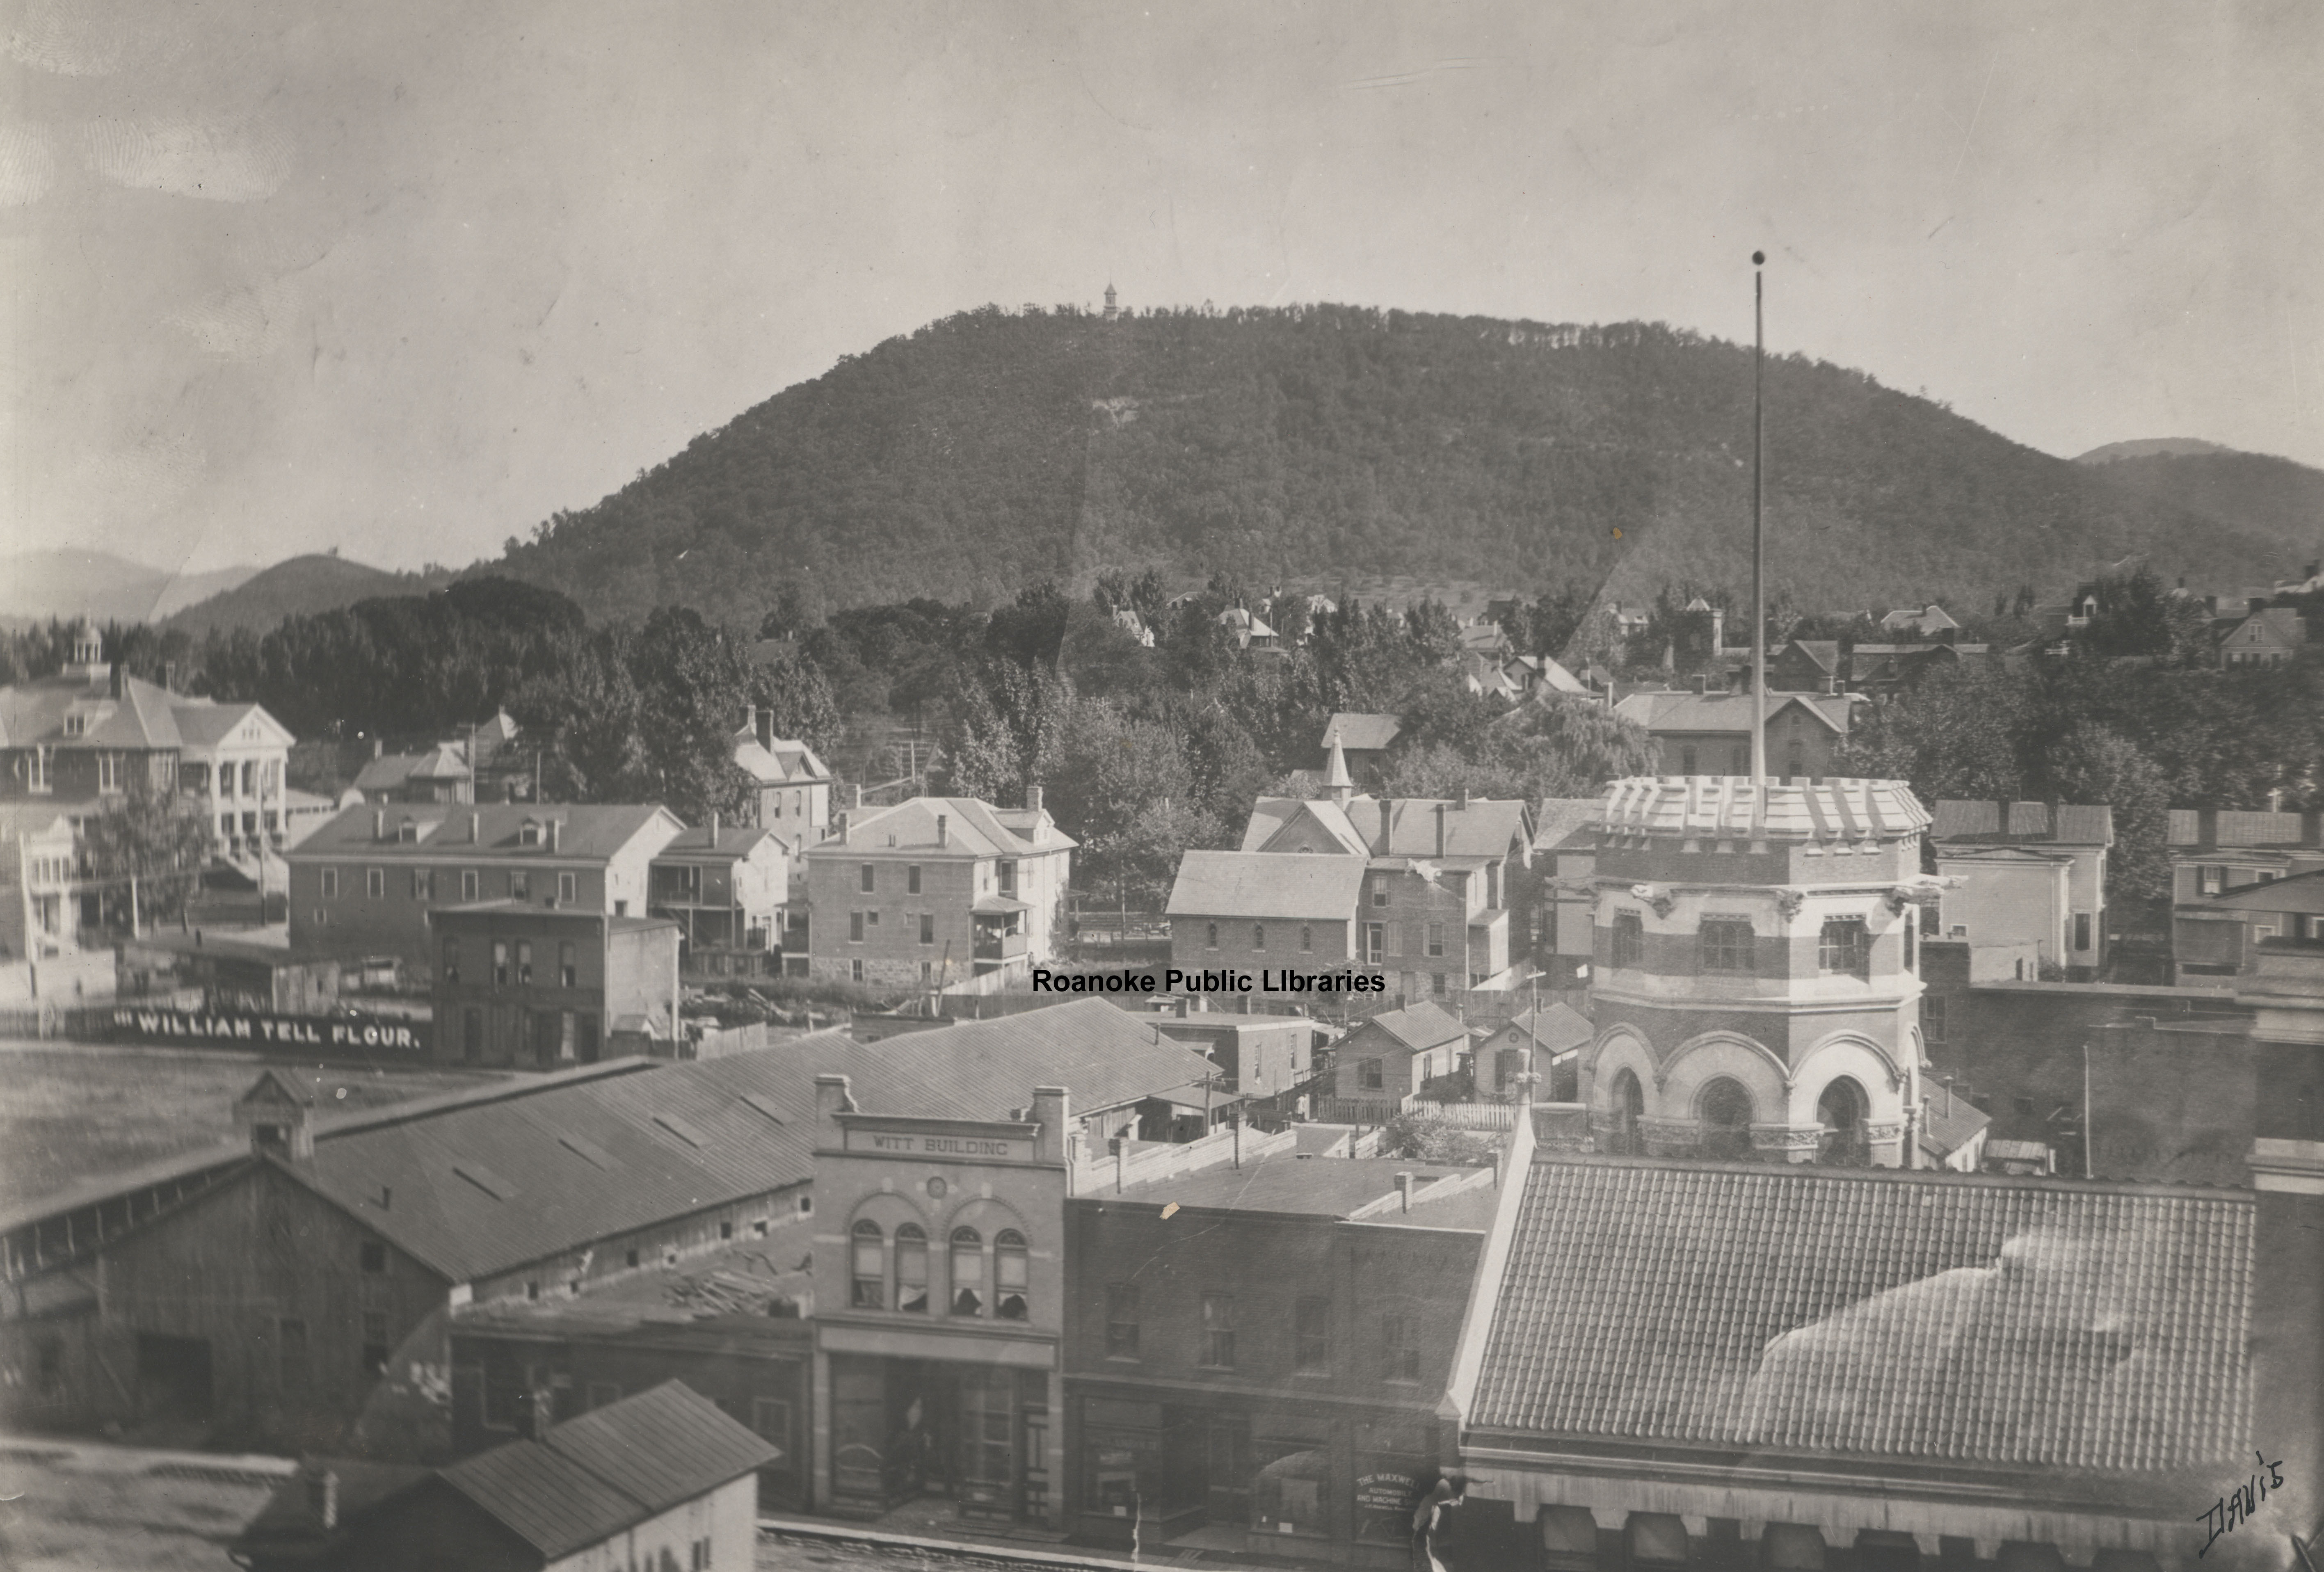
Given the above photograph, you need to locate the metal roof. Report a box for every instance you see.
[1107,1153,1488,1227]
[1612,690,1852,736]
[1469,1158,2253,1475]
[1166,850,1370,920]
[812,795,1076,859]
[2208,867,2324,914]
[859,998,1226,1120]
[1932,800,2114,847]
[1346,1001,1469,1053]
[289,802,682,862]
[537,1380,782,1515]
[1321,712,1403,752]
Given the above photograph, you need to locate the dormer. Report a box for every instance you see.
[396,817,420,844]
[235,1068,317,1162]
[519,818,542,848]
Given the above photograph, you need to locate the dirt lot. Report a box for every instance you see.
[0,1042,514,1211]
[0,1441,283,1572]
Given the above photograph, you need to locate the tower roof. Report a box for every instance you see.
[1598,776,1929,842]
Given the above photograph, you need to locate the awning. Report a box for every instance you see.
[971,895,1031,915]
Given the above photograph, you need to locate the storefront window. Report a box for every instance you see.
[1251,1442,1328,1538]
[995,1230,1029,1320]
[895,1225,928,1312]
[851,1220,886,1309]
[951,1227,985,1316]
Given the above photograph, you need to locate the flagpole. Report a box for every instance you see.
[1750,251,1768,784]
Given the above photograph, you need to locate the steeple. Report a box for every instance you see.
[1323,730,1353,808]
[1102,281,1118,322]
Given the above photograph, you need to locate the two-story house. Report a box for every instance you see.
[428,902,681,1067]
[1611,688,1853,782]
[1532,798,1600,987]
[286,803,685,985]
[1,802,78,972]
[802,793,1074,988]
[1931,799,2114,979]
[2219,605,2306,667]
[2169,807,2324,983]
[648,817,789,982]
[0,627,295,866]
[734,708,833,836]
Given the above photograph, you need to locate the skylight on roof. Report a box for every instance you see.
[558,1133,617,1169]
[454,1162,518,1200]
[737,1094,786,1126]
[652,1113,708,1147]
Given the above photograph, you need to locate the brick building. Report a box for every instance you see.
[2167,807,2324,984]
[1063,1153,1497,1565]
[802,793,1073,988]
[286,802,683,983]
[1581,776,1933,1167]
[428,903,681,1068]
[1610,690,1852,782]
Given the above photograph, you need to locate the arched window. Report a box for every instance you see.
[1698,1077,1754,1160]
[1206,922,1219,949]
[1252,923,1266,952]
[1607,1069,1645,1156]
[994,1229,1029,1320]
[1299,925,1312,953]
[950,1227,984,1316]
[850,1220,885,1309]
[895,1224,929,1313]
[1816,1077,1870,1166]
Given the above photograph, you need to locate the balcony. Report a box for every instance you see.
[973,930,1029,963]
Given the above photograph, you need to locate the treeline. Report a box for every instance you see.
[1840,571,2324,901]
[482,302,2299,627]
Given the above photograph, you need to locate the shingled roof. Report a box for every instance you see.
[1932,800,2114,847]
[1468,1159,2253,1476]
[1168,849,1370,920]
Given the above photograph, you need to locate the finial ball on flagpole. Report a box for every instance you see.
[1752,251,1765,266]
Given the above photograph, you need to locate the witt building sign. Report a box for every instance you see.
[840,1123,1038,1162]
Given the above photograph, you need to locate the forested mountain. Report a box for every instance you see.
[2077,450,2324,576]
[483,304,2311,623]
[164,554,447,637]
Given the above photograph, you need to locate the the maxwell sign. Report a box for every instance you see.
[111,1007,430,1054]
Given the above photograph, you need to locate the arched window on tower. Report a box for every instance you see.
[1698,1078,1755,1160]
[951,1227,985,1316]
[1607,1068,1645,1156]
[995,1230,1029,1320]
[1816,1077,1870,1166]
[850,1220,886,1309]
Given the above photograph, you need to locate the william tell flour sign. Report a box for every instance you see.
[111,1007,430,1056]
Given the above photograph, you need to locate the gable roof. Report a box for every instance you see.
[2226,607,2306,646]
[654,823,780,861]
[1931,800,2115,848]
[1167,850,1369,921]
[2208,866,2324,914]
[1531,798,1600,855]
[288,802,681,863]
[1348,1001,1468,1053]
[287,1039,856,1282]
[814,796,1074,859]
[1776,639,1841,674]
[1611,690,1851,736]
[1240,797,1373,856]
[733,734,831,786]
[1469,1158,2252,1476]
[1497,1001,1594,1053]
[1880,604,1960,634]
[440,1382,776,1559]
[1356,795,1532,860]
[1321,712,1403,753]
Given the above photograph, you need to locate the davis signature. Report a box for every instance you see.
[2197,1450,2286,1557]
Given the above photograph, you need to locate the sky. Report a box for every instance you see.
[2,0,2318,579]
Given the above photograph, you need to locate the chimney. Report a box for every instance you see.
[373,808,386,841]
[814,1073,857,1127]
[1394,1171,1413,1212]
[852,782,864,809]
[709,809,720,843]
[109,661,123,699]
[2266,788,2285,814]
[1379,798,1393,849]
[162,660,178,693]
[304,1465,338,1532]
[468,810,481,845]
[373,738,385,760]
[1434,802,1447,858]
[1031,1085,1070,1164]
[1027,784,1043,815]
[936,813,948,849]
[548,818,561,853]
[1691,674,1708,695]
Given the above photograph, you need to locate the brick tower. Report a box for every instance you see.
[1581,776,1936,1166]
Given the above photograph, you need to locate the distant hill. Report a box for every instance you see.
[165,554,445,637]
[2079,450,2324,583]
[2075,438,2231,464]
[481,305,2317,624]
[0,549,258,626]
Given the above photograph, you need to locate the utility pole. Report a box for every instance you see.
[1750,250,1769,784]
[2082,1038,2095,1179]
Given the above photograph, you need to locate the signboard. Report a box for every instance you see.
[842,1124,1036,1162]
[1355,1465,1426,1544]
[110,1005,430,1055]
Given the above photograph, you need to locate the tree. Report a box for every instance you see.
[745,637,841,755]
[1042,697,1205,904]
[2027,722,2171,902]
[628,607,757,823]
[1836,662,2034,804]
[507,630,649,803]
[80,782,213,925]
